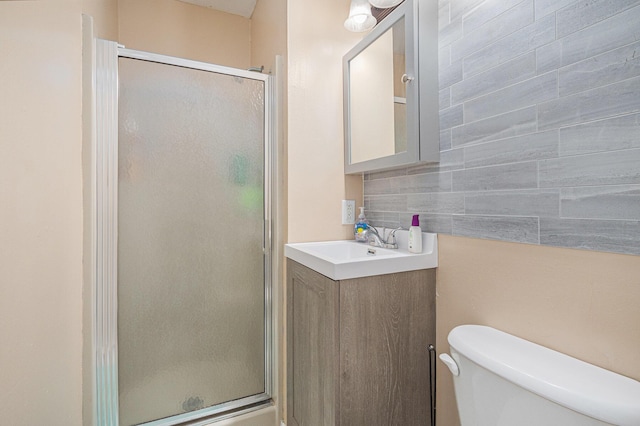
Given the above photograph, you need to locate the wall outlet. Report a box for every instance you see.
[342,199,356,224]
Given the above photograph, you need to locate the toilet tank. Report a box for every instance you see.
[441,325,640,426]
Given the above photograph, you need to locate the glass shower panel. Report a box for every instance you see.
[117,57,265,426]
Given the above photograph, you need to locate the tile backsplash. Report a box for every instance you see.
[364,0,640,255]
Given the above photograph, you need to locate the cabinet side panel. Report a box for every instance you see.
[287,260,340,426]
[418,0,440,162]
[340,269,435,426]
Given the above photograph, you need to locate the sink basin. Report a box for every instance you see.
[284,231,437,280]
[298,241,403,261]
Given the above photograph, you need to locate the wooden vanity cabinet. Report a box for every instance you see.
[286,259,436,426]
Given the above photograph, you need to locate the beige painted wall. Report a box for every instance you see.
[0,1,84,424]
[117,0,251,68]
[436,234,640,426]
[83,0,118,40]
[287,0,364,243]
[251,0,287,73]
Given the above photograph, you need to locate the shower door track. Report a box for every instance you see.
[91,39,274,426]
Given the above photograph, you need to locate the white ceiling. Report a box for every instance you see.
[177,0,257,18]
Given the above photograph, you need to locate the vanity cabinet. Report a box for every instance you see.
[286,259,436,426]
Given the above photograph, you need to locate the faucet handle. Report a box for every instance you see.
[388,227,402,244]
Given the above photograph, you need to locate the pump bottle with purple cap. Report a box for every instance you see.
[408,214,422,253]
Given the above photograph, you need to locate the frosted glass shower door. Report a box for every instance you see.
[117,56,268,426]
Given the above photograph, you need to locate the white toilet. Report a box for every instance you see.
[440,325,640,426]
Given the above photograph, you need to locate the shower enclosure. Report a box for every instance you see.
[92,40,274,425]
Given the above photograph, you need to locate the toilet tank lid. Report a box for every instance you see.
[448,325,640,426]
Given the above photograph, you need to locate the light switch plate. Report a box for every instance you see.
[342,199,356,224]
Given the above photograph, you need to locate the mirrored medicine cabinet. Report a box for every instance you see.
[343,0,439,174]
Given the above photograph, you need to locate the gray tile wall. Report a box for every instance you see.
[364,0,640,255]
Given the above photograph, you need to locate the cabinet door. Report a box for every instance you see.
[344,0,420,174]
[339,269,435,426]
[287,260,340,426]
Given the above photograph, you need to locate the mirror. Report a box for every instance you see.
[349,17,407,164]
[344,0,439,174]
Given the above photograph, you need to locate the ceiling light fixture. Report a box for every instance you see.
[344,0,377,32]
[369,0,404,8]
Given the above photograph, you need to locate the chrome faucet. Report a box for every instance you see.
[367,226,402,249]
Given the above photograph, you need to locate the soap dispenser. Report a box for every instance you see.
[408,214,422,253]
[354,207,369,242]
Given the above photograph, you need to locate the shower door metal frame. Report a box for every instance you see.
[92,39,274,426]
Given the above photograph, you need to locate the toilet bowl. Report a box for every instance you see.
[440,325,640,426]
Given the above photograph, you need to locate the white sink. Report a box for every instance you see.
[284,231,437,280]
